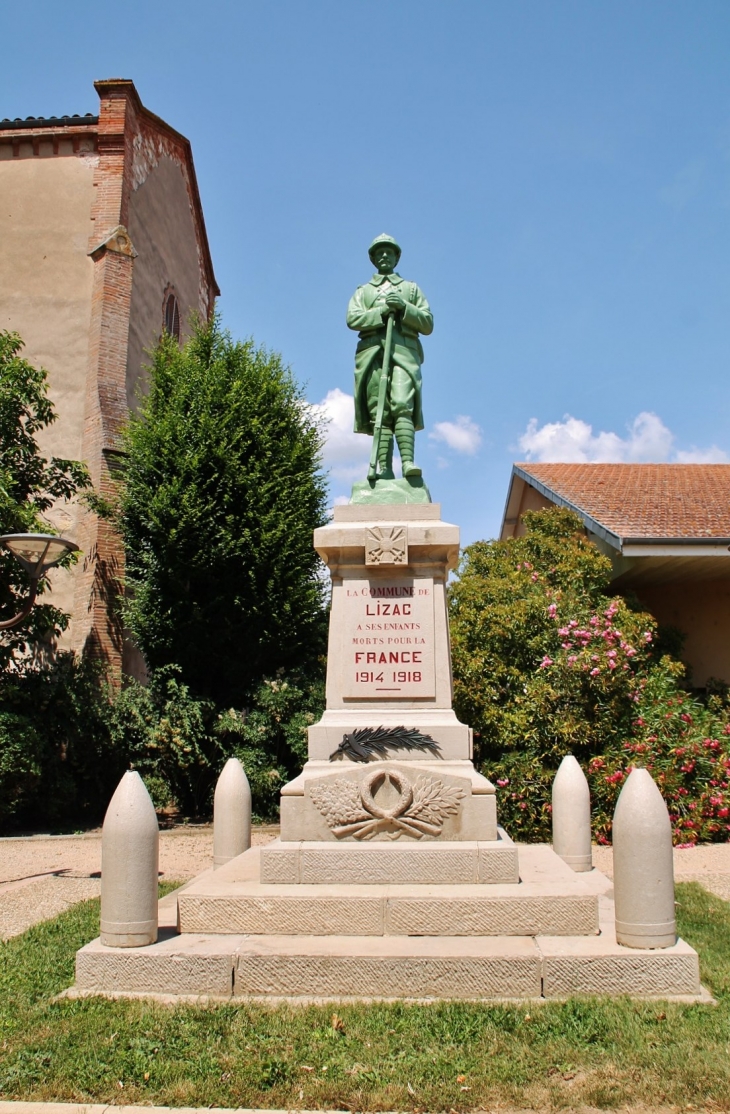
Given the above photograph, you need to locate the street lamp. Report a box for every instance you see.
[0,533,80,630]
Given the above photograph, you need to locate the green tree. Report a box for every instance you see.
[0,330,89,670]
[119,317,329,708]
[449,507,730,843]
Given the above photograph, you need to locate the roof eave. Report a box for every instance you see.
[511,464,623,551]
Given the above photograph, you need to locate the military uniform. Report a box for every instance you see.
[347,238,433,478]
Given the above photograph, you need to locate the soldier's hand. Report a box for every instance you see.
[385,292,406,313]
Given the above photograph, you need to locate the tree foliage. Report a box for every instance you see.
[109,666,322,819]
[118,318,329,707]
[0,655,124,827]
[450,507,730,843]
[0,330,89,669]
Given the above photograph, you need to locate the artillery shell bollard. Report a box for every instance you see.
[613,767,676,949]
[100,770,159,948]
[213,756,252,868]
[552,754,593,872]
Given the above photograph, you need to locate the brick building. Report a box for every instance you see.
[0,78,218,677]
[501,463,730,687]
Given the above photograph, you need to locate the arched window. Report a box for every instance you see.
[163,291,180,341]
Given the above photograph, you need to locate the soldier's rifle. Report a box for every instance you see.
[367,310,395,481]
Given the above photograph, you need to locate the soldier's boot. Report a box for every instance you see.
[395,416,422,478]
[377,428,395,480]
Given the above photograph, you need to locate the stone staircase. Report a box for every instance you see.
[75,836,702,1001]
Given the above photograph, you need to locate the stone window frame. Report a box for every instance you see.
[162,285,181,342]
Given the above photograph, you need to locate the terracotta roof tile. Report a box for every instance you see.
[516,463,730,541]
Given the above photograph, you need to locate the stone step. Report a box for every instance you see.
[178,843,599,938]
[74,929,702,1002]
[260,830,519,885]
[177,881,599,938]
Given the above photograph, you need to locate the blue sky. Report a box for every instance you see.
[3,1,730,544]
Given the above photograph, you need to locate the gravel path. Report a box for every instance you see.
[1,828,728,940]
[0,825,277,940]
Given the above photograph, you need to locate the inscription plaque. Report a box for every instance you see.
[343,577,435,698]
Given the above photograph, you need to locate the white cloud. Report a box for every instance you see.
[518,411,728,464]
[675,446,729,463]
[429,415,482,455]
[310,388,371,480]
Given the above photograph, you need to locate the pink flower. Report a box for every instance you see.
[539,656,553,669]
[496,778,510,787]
[643,631,653,643]
[590,667,600,676]
[547,603,558,618]
[531,573,539,582]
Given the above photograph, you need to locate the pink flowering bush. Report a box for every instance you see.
[449,507,730,843]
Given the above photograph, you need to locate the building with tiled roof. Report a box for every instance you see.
[501,463,730,687]
[1,79,218,679]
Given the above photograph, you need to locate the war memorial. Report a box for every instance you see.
[72,236,705,1003]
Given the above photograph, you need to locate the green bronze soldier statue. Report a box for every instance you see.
[347,234,433,481]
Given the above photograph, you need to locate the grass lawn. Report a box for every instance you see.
[0,882,729,1110]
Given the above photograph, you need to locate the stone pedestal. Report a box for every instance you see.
[73,502,703,1003]
[282,504,496,844]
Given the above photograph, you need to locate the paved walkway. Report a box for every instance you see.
[1,827,728,940]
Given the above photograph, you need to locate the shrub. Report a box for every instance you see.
[108,665,324,821]
[449,507,730,843]
[0,654,124,829]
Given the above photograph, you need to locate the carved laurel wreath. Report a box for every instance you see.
[309,768,465,840]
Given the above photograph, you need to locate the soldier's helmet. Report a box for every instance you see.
[368,233,402,265]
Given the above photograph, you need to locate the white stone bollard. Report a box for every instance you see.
[613,767,676,949]
[100,770,159,948]
[213,756,252,868]
[552,754,593,872]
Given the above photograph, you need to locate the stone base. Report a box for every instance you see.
[350,477,432,505]
[73,845,703,1002]
[75,928,702,1002]
[260,831,518,885]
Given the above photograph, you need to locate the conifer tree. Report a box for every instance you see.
[120,318,329,706]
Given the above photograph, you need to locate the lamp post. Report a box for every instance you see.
[0,533,80,630]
